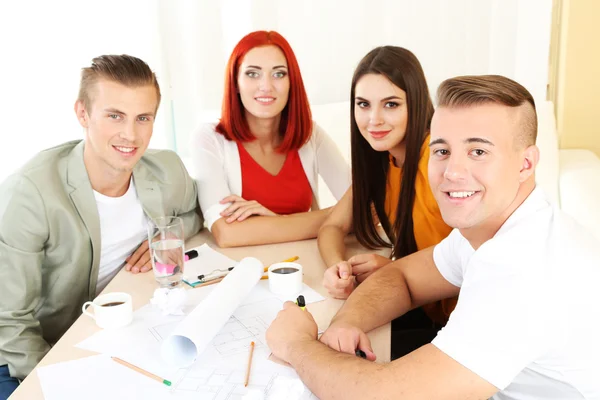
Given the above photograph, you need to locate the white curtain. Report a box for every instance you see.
[0,0,553,183]
[159,0,554,159]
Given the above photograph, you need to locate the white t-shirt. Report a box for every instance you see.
[189,121,351,230]
[94,180,149,294]
[432,187,600,400]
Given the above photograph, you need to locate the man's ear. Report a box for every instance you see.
[74,100,89,128]
[519,144,540,182]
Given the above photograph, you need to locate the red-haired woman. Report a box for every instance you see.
[190,31,350,248]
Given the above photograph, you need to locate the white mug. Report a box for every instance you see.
[268,262,303,296]
[82,292,133,329]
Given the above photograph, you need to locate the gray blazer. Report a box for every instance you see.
[0,140,203,378]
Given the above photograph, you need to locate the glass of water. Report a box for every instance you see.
[147,216,185,288]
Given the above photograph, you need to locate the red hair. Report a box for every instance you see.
[215,31,312,153]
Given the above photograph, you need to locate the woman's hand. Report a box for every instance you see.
[322,261,357,299]
[348,253,391,283]
[220,195,277,223]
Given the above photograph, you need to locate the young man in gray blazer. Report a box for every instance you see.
[0,55,203,398]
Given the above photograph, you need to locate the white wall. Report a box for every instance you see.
[158,0,553,160]
[0,0,553,186]
[0,0,164,183]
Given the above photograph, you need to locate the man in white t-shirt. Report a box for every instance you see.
[0,55,202,398]
[266,75,600,399]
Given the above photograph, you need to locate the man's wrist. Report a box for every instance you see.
[284,336,316,362]
[330,310,362,329]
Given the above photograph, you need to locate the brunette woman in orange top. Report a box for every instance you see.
[317,46,455,359]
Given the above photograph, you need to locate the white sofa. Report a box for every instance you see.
[311,100,600,242]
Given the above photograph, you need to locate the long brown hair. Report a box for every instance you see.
[351,46,434,259]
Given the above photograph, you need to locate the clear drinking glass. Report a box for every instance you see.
[147,216,185,288]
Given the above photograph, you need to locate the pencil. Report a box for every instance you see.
[195,275,268,288]
[244,341,255,387]
[263,256,299,272]
[111,356,171,386]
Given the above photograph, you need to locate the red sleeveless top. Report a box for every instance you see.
[237,143,312,215]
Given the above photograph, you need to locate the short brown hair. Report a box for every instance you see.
[78,54,161,113]
[437,75,537,147]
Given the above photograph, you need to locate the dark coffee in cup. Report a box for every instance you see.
[102,301,125,307]
[271,267,299,274]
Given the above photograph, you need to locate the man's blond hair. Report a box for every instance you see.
[77,54,161,113]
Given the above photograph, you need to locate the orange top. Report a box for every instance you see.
[384,136,456,324]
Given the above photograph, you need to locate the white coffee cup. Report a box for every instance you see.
[268,262,303,296]
[82,292,133,329]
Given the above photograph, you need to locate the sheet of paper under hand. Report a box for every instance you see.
[161,256,263,367]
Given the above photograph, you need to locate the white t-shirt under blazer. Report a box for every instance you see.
[189,121,351,230]
[93,179,149,294]
[432,187,600,400]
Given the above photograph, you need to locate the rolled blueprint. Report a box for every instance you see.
[161,257,263,367]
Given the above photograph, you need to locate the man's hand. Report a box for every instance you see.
[322,261,357,299]
[348,253,391,283]
[266,301,318,363]
[124,240,152,274]
[220,195,277,223]
[319,320,376,361]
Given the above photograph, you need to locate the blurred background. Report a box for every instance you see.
[0,0,597,183]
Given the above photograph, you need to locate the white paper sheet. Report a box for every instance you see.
[37,353,317,400]
[37,354,171,400]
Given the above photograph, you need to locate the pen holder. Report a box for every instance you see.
[267,262,303,296]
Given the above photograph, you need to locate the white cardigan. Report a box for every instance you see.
[189,122,351,230]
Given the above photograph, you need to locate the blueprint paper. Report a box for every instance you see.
[38,354,317,400]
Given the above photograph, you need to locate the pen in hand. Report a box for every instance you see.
[295,295,306,310]
[295,295,367,359]
[355,349,367,359]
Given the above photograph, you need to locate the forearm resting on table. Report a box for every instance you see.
[288,337,498,400]
[333,247,458,331]
[211,208,331,248]
[317,224,349,267]
[288,339,385,400]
